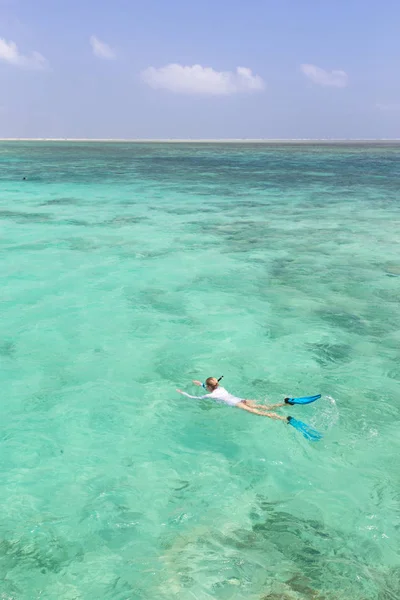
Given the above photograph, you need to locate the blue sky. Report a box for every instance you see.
[1,0,399,139]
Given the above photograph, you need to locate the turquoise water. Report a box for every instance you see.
[0,141,399,600]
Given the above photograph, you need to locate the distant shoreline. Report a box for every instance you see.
[1,138,400,144]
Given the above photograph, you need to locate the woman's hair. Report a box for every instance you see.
[205,377,219,390]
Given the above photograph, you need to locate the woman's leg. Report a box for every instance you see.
[243,399,286,410]
[237,402,288,421]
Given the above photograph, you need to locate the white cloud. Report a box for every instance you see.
[376,103,400,111]
[90,35,116,60]
[301,64,348,88]
[0,37,47,69]
[141,63,265,95]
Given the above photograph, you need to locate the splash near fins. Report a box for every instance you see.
[287,416,323,441]
[284,394,321,405]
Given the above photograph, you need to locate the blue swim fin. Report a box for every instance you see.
[287,416,323,441]
[284,394,321,405]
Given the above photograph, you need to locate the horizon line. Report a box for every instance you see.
[1,137,400,143]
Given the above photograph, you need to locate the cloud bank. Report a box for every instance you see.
[141,63,265,95]
[90,35,116,60]
[301,64,348,88]
[376,103,400,111]
[0,37,47,69]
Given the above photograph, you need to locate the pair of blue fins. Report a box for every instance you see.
[284,394,323,441]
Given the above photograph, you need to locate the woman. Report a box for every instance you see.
[176,377,322,441]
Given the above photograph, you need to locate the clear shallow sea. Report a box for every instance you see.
[0,141,399,600]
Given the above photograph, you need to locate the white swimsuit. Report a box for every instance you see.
[180,386,243,407]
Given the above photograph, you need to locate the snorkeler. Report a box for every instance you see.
[177,377,323,441]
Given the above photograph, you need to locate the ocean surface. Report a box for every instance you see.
[0,141,399,600]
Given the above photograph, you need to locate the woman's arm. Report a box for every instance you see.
[176,389,210,400]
